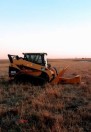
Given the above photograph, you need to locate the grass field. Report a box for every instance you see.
[0,59,91,131]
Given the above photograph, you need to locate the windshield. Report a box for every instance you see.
[24,54,45,65]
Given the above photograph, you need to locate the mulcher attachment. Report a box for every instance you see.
[50,66,81,85]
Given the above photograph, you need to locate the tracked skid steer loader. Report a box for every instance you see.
[8,53,81,85]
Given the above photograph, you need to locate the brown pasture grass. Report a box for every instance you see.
[0,59,91,131]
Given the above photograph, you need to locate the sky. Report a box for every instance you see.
[0,0,91,59]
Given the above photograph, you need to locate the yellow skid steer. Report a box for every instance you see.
[8,53,81,85]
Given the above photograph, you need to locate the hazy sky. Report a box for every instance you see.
[0,0,91,59]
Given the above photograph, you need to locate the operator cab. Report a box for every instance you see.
[23,53,48,67]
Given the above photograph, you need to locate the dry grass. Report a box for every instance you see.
[0,59,91,131]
